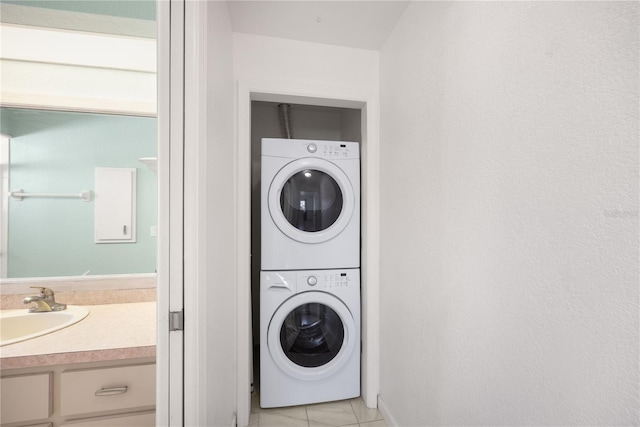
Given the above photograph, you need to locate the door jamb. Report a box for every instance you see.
[157,0,185,424]
[0,134,9,278]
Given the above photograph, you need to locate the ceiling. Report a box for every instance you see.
[227,1,409,51]
[1,0,409,50]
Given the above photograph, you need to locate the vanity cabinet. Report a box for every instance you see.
[60,364,155,416]
[61,411,154,427]
[0,372,52,424]
[0,358,155,427]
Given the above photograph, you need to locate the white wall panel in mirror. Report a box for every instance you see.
[0,17,156,116]
[95,168,137,243]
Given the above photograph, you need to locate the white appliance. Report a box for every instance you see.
[260,268,360,408]
[261,138,360,271]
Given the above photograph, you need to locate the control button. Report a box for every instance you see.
[307,143,317,153]
[307,276,318,286]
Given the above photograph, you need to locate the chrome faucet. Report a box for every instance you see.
[22,287,67,312]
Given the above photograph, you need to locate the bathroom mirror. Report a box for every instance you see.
[0,0,157,280]
[1,108,157,278]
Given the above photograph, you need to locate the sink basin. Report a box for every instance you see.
[0,305,90,347]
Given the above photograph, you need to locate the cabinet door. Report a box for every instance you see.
[94,167,137,243]
[60,364,155,416]
[61,410,154,427]
[0,372,52,424]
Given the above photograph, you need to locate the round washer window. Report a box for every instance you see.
[280,302,344,368]
[280,170,343,233]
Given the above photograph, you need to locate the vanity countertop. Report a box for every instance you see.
[0,301,156,369]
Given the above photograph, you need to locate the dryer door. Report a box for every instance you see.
[268,292,356,381]
[268,158,355,244]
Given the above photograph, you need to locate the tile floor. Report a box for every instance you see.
[250,393,387,427]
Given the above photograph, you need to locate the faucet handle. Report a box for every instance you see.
[30,286,55,298]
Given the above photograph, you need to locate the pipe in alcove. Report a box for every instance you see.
[277,103,293,139]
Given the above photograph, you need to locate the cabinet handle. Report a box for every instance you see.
[95,386,128,396]
[123,225,127,235]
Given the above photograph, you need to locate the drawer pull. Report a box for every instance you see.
[95,386,128,396]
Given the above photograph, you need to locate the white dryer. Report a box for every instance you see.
[260,268,360,408]
[261,138,360,271]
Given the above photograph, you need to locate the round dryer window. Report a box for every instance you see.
[268,158,355,244]
[281,170,343,233]
[268,292,356,381]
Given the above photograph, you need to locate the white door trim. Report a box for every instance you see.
[236,81,380,427]
[236,82,252,427]
[0,134,9,278]
[183,0,208,425]
[156,0,185,425]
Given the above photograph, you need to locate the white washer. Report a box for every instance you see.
[261,138,360,271]
[260,268,360,408]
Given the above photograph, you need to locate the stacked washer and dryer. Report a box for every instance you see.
[260,138,361,408]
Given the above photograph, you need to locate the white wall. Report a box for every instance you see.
[234,32,378,97]
[379,2,639,426]
[201,2,236,425]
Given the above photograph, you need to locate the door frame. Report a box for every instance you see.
[156,0,185,424]
[236,82,381,427]
[0,134,9,278]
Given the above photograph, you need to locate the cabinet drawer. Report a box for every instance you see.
[60,364,155,416]
[0,372,52,424]
[62,410,154,427]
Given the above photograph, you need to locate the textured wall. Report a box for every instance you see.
[233,32,379,94]
[379,2,639,425]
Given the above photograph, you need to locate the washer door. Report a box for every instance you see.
[268,158,355,244]
[268,291,356,381]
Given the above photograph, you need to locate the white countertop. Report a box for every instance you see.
[0,302,156,369]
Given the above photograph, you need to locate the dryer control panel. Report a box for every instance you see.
[262,138,360,160]
[319,143,355,159]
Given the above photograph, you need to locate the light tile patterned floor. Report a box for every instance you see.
[250,393,387,427]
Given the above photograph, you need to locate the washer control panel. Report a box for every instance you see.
[299,269,357,290]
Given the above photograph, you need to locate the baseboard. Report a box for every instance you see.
[378,395,398,427]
